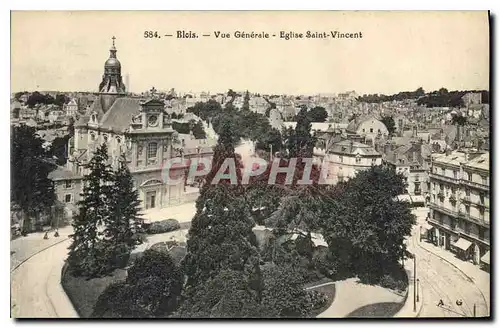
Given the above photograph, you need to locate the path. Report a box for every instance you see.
[317,278,404,318]
[11,238,78,318]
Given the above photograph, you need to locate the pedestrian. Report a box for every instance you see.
[437,299,444,307]
[43,231,49,240]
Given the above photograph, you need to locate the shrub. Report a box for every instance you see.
[92,249,184,318]
[307,290,328,310]
[147,219,181,234]
[379,274,407,293]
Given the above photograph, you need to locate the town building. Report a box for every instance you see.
[64,98,79,117]
[346,115,389,144]
[314,139,382,184]
[426,150,490,267]
[48,37,215,219]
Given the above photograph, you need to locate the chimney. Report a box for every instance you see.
[349,140,354,153]
[413,125,417,138]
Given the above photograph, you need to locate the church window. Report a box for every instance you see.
[103,134,108,142]
[90,133,96,141]
[64,194,72,203]
[147,142,158,159]
[116,137,121,144]
[65,180,72,189]
[370,128,374,133]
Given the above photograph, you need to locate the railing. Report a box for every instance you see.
[428,202,458,218]
[429,173,460,185]
[460,179,489,191]
[457,210,489,228]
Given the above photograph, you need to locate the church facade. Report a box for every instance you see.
[49,37,214,218]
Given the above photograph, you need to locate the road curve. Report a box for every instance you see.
[11,239,78,318]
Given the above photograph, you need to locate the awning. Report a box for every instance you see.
[453,238,472,251]
[412,195,426,204]
[480,251,490,265]
[421,222,433,232]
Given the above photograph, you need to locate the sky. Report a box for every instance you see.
[10,11,489,95]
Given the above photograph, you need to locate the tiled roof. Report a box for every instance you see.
[100,97,142,131]
[465,152,489,171]
[48,166,82,181]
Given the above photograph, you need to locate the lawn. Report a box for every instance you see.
[61,263,127,318]
[345,302,403,318]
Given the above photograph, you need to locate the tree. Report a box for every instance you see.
[54,94,68,107]
[104,155,144,250]
[11,125,55,232]
[284,107,316,158]
[183,119,260,288]
[93,250,184,318]
[307,106,328,122]
[242,90,250,111]
[67,143,115,277]
[415,87,425,97]
[320,166,415,282]
[381,115,396,136]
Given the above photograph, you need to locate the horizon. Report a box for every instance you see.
[11,11,489,96]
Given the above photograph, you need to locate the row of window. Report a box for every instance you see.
[434,182,486,203]
[434,212,487,239]
[338,156,378,165]
[89,133,122,144]
[434,166,488,184]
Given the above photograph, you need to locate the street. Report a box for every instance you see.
[407,208,489,318]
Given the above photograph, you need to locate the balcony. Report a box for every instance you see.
[428,202,458,218]
[460,179,489,192]
[457,210,489,228]
[429,172,460,185]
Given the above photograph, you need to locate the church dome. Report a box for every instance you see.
[105,57,121,68]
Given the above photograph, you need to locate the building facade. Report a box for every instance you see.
[49,37,215,219]
[426,150,490,267]
[314,139,382,184]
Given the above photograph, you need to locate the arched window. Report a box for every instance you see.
[103,134,108,142]
[147,142,158,159]
[90,133,96,141]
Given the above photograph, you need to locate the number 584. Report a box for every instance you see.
[144,31,159,38]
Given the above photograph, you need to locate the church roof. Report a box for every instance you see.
[99,97,141,132]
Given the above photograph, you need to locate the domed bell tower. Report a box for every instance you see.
[99,36,127,112]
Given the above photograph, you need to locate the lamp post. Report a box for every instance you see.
[416,278,420,302]
[413,254,417,312]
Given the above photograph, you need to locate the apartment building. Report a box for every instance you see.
[426,150,490,268]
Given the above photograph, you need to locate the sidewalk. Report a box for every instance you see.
[394,257,424,318]
[11,226,73,271]
[141,202,196,224]
[418,239,490,315]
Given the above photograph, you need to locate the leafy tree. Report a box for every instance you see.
[321,166,415,282]
[11,125,55,232]
[307,106,328,122]
[67,143,115,277]
[415,87,425,97]
[183,119,259,288]
[54,94,68,107]
[261,263,313,318]
[104,155,144,250]
[242,90,250,111]
[284,107,316,158]
[381,115,396,136]
[93,250,184,318]
[174,268,265,318]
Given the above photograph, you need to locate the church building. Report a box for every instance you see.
[49,37,215,218]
